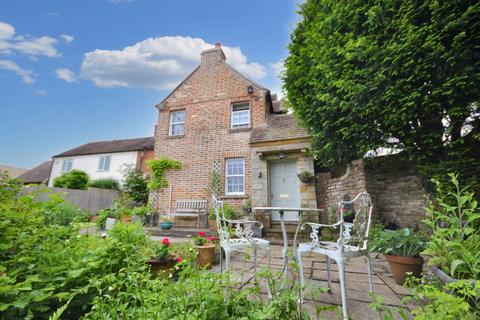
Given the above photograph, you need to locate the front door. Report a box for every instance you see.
[270,160,301,221]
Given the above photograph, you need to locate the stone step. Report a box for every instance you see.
[144,227,212,238]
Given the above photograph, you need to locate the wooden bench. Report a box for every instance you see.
[171,200,207,228]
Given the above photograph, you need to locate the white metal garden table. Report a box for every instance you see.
[252,207,323,286]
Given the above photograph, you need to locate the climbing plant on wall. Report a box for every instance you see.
[147,157,182,191]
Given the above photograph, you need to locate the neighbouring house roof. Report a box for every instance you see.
[17,161,52,184]
[0,164,28,177]
[53,137,154,158]
[250,114,310,144]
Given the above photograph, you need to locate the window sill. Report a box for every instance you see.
[229,128,251,133]
[166,134,185,139]
[220,195,248,200]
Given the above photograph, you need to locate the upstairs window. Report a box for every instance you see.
[169,110,185,136]
[231,103,250,129]
[61,159,73,172]
[225,158,245,195]
[98,155,111,172]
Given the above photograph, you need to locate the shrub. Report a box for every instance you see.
[369,228,426,258]
[88,178,120,190]
[43,194,90,226]
[53,169,89,190]
[121,165,149,204]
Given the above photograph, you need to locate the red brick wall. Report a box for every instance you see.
[154,47,268,214]
[137,149,155,175]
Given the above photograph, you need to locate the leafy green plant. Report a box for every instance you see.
[131,205,149,217]
[297,170,314,183]
[53,169,89,190]
[121,164,149,204]
[223,203,240,220]
[424,173,480,280]
[88,178,120,190]
[43,194,90,226]
[369,228,426,257]
[147,157,182,191]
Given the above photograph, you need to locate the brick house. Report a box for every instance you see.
[154,43,317,224]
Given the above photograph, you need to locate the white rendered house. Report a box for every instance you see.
[48,137,154,186]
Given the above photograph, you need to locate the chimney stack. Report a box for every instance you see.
[201,42,226,65]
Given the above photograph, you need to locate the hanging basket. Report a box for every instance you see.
[297,173,315,184]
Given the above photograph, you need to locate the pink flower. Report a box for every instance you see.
[162,238,171,246]
[197,231,206,237]
[176,256,183,263]
[207,236,217,242]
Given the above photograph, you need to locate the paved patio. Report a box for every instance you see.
[209,244,412,320]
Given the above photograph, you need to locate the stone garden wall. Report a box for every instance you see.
[315,155,427,228]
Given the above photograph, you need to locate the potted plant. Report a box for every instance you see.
[147,238,182,277]
[193,231,216,269]
[370,228,426,285]
[242,199,252,217]
[297,170,314,184]
[159,216,174,230]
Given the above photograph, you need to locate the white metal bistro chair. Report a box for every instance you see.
[294,192,374,320]
[211,195,271,286]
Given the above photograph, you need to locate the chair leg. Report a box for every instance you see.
[253,246,258,282]
[366,254,373,293]
[220,247,224,274]
[326,256,332,291]
[337,258,348,320]
[266,246,272,299]
[296,249,305,303]
[225,249,231,272]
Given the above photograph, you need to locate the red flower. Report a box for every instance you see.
[162,238,171,246]
[176,256,183,263]
[197,231,206,237]
[207,236,217,242]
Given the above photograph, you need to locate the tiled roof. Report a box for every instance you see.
[250,114,310,143]
[17,161,52,184]
[53,137,154,157]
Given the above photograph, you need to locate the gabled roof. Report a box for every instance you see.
[53,137,154,158]
[17,161,52,184]
[250,114,310,144]
[156,61,269,109]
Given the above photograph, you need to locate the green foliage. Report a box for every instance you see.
[131,205,149,217]
[147,157,182,191]
[43,194,90,226]
[370,277,479,319]
[87,178,120,190]
[369,228,426,257]
[53,169,89,190]
[223,203,240,220]
[424,173,480,279]
[121,165,149,204]
[284,0,480,187]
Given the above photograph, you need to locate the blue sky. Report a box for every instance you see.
[0,0,300,169]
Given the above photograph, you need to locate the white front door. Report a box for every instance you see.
[270,160,301,221]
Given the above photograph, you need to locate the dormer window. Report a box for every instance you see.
[169,110,185,136]
[231,103,250,129]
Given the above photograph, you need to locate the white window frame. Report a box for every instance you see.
[169,110,185,136]
[225,158,245,195]
[61,158,73,172]
[231,103,250,129]
[98,155,111,172]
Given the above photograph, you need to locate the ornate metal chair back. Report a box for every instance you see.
[211,194,230,242]
[337,192,373,251]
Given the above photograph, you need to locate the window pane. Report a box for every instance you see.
[226,158,245,194]
[170,111,185,135]
[231,104,250,129]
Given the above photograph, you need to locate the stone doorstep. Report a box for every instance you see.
[144,226,211,238]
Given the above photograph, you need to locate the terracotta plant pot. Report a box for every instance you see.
[196,244,216,269]
[89,215,98,223]
[146,258,177,278]
[121,216,132,224]
[209,219,217,232]
[386,255,424,285]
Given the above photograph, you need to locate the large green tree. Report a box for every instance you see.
[285,0,480,186]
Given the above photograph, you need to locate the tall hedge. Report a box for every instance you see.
[284,0,480,187]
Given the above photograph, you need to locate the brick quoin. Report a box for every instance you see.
[154,43,270,214]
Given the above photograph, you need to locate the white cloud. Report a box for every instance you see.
[60,34,74,44]
[270,60,285,77]
[36,89,47,96]
[0,59,35,83]
[55,68,77,82]
[80,36,266,90]
[0,21,59,57]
